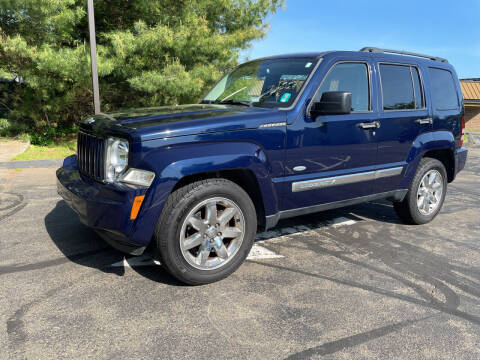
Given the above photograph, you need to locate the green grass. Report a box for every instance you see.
[464,130,480,144]
[11,139,76,161]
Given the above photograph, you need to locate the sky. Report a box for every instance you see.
[243,0,480,79]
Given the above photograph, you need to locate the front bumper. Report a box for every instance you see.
[56,155,151,255]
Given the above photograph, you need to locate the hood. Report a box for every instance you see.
[79,104,284,142]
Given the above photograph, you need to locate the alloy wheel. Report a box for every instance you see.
[179,197,245,270]
[416,169,443,216]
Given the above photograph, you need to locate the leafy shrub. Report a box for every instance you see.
[29,125,77,145]
[0,118,9,135]
[0,0,284,132]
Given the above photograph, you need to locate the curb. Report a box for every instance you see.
[0,159,63,169]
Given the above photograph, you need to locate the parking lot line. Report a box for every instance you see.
[109,216,357,268]
[247,244,284,260]
[329,216,357,227]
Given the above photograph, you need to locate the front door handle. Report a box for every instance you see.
[416,118,433,125]
[358,121,380,130]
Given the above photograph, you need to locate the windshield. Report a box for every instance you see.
[202,58,318,108]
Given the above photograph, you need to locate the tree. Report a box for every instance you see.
[0,0,284,134]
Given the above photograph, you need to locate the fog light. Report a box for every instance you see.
[120,168,155,187]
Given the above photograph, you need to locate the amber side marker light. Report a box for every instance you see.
[130,195,145,220]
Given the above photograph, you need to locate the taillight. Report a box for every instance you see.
[459,117,465,148]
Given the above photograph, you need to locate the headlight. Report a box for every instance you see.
[105,137,129,182]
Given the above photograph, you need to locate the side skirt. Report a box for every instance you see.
[265,189,408,230]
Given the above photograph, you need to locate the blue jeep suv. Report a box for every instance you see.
[57,47,468,284]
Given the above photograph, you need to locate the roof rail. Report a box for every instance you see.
[360,47,448,63]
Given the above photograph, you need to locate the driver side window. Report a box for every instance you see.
[314,62,370,112]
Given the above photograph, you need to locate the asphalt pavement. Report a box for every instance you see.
[1,147,479,359]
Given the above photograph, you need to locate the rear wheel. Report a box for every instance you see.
[155,179,257,285]
[394,157,447,225]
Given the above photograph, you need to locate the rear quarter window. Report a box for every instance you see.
[429,68,459,110]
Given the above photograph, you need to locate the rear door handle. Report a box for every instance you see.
[358,121,380,130]
[416,118,433,125]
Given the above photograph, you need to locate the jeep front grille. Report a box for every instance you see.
[77,132,105,181]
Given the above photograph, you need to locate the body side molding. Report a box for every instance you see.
[292,167,403,192]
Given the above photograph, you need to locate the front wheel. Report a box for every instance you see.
[154,179,257,285]
[393,157,447,225]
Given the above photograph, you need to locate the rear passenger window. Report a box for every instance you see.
[429,68,459,110]
[380,64,415,110]
[315,62,370,111]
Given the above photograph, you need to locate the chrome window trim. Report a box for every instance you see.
[378,62,428,112]
[292,166,403,192]
[306,60,373,118]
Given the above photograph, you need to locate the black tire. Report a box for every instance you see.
[154,178,257,285]
[393,157,447,225]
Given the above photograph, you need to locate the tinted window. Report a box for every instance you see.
[315,62,369,111]
[429,68,459,110]
[411,67,424,109]
[380,64,414,110]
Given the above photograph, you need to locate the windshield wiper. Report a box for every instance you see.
[218,99,253,107]
[200,99,253,107]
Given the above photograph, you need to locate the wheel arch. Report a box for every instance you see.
[404,131,456,187]
[422,148,455,183]
[172,168,267,231]
[129,141,279,245]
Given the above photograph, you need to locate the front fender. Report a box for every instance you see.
[128,140,278,246]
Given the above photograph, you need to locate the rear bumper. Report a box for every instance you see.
[455,147,468,177]
[56,155,151,255]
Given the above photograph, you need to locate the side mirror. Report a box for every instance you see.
[310,91,352,118]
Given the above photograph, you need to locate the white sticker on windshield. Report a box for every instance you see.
[305,62,313,68]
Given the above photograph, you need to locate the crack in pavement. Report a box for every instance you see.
[249,259,480,326]
[0,192,27,222]
[6,274,92,358]
[284,315,435,359]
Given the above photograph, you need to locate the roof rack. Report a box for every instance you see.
[360,47,448,63]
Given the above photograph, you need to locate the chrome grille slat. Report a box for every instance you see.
[88,136,93,176]
[94,138,99,178]
[83,133,87,173]
[85,134,89,174]
[77,133,81,172]
[99,139,104,179]
[77,131,105,181]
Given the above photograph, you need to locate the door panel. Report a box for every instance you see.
[282,60,379,211]
[374,62,432,193]
[375,110,431,192]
